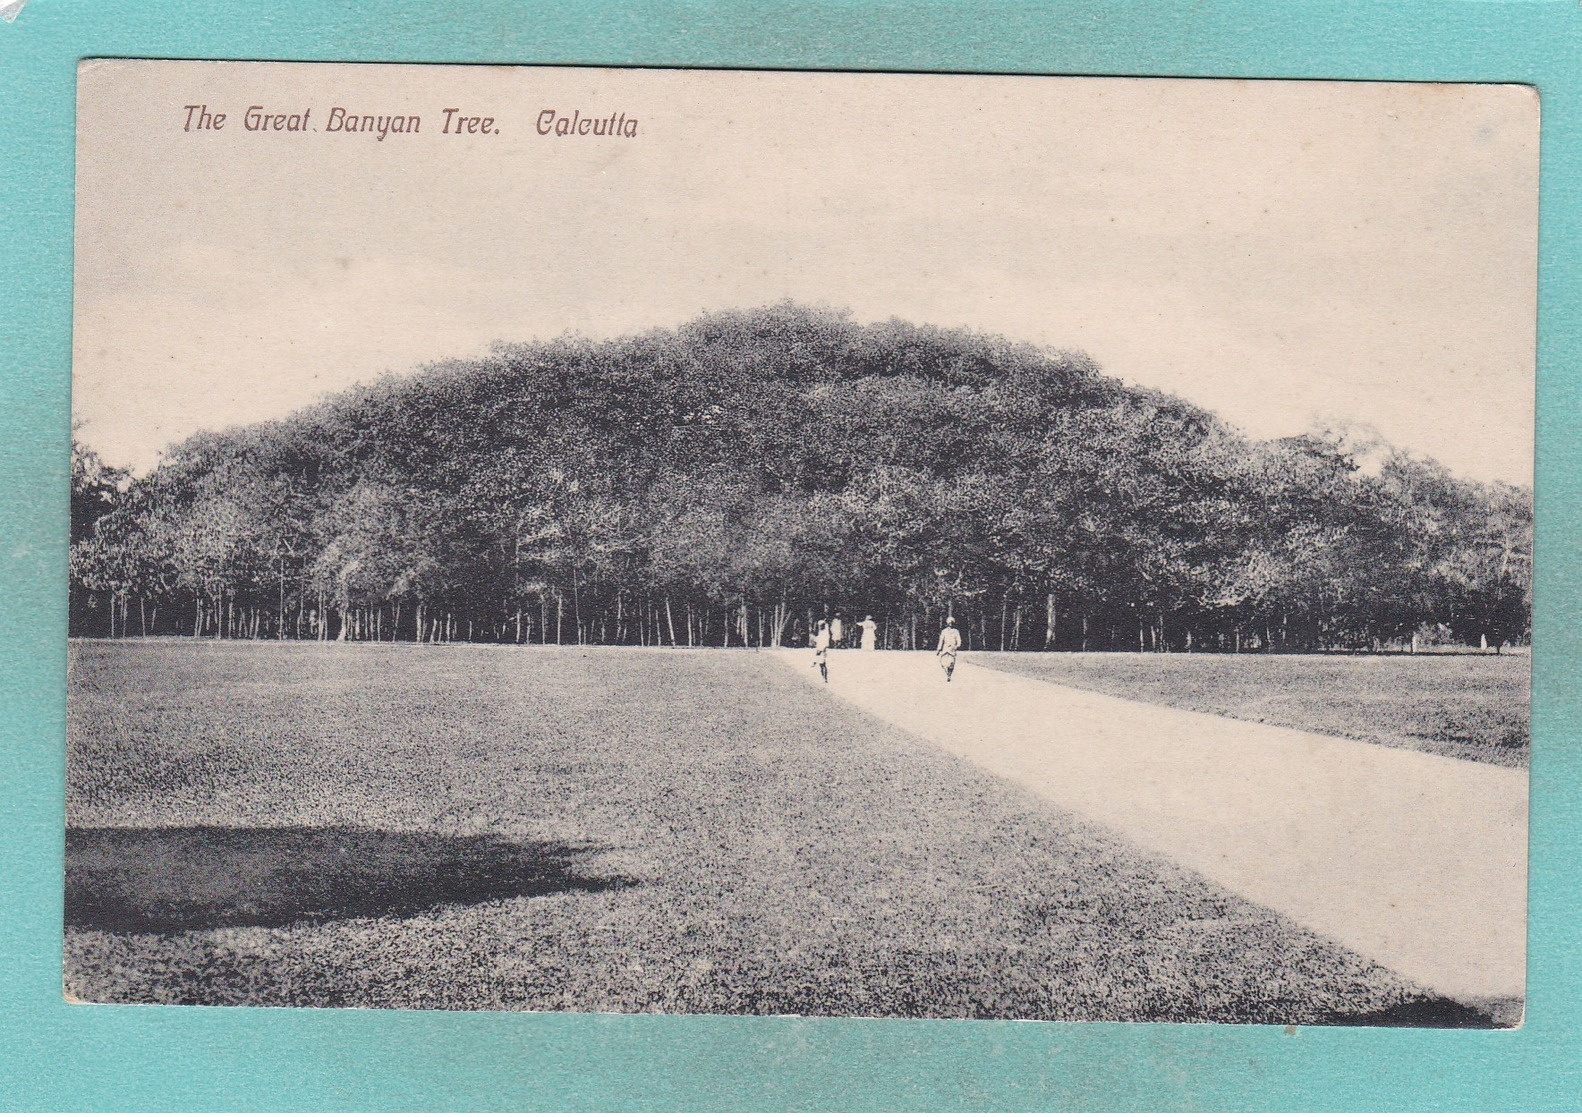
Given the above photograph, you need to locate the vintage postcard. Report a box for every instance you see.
[66,60,1534,1026]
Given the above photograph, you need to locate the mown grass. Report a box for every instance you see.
[971,651,1529,768]
[66,640,1482,1023]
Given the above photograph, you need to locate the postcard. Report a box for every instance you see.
[66,60,1534,1026]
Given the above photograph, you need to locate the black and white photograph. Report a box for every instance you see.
[67,61,1533,1026]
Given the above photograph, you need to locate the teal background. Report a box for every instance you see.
[3,0,1579,1108]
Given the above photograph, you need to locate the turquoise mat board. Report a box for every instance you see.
[4,0,1580,1108]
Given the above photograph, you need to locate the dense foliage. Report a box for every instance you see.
[70,304,1531,651]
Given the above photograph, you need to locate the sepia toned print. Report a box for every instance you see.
[67,61,1533,1025]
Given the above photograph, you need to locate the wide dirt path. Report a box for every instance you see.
[775,649,1527,1008]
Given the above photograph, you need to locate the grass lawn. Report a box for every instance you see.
[66,640,1484,1023]
[970,651,1529,768]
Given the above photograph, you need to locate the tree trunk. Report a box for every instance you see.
[771,598,789,647]
[572,570,582,645]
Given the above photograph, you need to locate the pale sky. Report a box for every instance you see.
[74,62,1538,484]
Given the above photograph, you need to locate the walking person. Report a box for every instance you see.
[812,618,832,683]
[830,614,845,648]
[935,615,962,682]
[858,614,878,651]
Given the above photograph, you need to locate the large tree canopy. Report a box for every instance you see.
[71,304,1531,651]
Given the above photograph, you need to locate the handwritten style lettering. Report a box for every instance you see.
[324,107,421,141]
[243,105,312,132]
[440,108,498,135]
[536,109,638,138]
[182,104,226,131]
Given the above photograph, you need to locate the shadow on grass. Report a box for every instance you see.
[1321,995,1504,1028]
[66,826,634,933]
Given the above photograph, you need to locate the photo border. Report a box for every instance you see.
[4,1,1579,1108]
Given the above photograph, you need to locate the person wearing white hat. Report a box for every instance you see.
[935,615,962,681]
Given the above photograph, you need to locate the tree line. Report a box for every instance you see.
[70,303,1532,653]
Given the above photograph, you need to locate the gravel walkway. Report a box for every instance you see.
[775,648,1527,1010]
